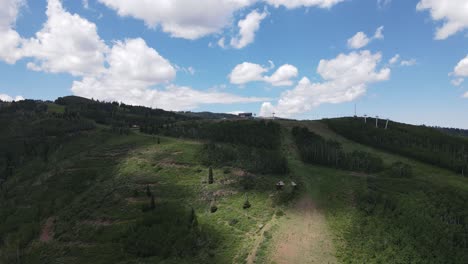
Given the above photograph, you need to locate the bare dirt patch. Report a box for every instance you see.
[40,217,55,243]
[269,195,337,264]
[232,168,248,177]
[158,158,190,168]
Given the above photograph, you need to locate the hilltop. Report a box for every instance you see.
[0,98,467,263]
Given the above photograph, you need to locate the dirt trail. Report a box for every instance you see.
[269,195,337,264]
[246,215,276,264]
[40,217,55,242]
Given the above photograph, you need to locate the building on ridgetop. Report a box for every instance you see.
[238,113,253,118]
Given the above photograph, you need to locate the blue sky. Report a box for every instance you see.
[1,0,468,128]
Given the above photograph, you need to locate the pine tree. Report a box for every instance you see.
[208,167,214,184]
[210,200,218,213]
[243,194,251,209]
[189,207,198,229]
[150,194,155,210]
[146,185,151,197]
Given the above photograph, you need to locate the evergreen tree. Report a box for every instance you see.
[146,185,151,197]
[189,207,198,229]
[150,195,155,210]
[243,194,251,209]
[210,200,217,213]
[208,167,214,184]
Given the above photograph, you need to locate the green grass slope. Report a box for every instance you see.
[274,120,468,264]
[0,124,292,263]
[1,99,467,263]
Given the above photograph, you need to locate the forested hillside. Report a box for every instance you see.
[1,98,467,263]
[324,117,468,176]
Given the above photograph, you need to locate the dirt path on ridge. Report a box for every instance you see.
[269,195,337,264]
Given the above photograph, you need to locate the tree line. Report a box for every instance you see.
[292,126,384,173]
[324,118,468,176]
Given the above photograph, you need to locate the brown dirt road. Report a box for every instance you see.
[269,195,337,264]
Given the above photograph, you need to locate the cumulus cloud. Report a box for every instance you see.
[416,0,468,40]
[97,0,344,40]
[389,54,400,65]
[97,0,255,40]
[71,38,266,110]
[260,50,390,117]
[377,0,391,9]
[400,59,417,66]
[229,62,269,85]
[388,54,417,67]
[229,62,298,86]
[230,10,267,49]
[347,26,384,49]
[0,93,24,101]
[217,37,226,48]
[264,0,344,9]
[454,55,468,77]
[452,78,464,87]
[0,0,25,64]
[264,64,299,86]
[0,0,266,111]
[463,91,468,98]
[451,55,468,88]
[21,0,107,76]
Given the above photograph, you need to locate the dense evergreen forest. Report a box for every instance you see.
[292,126,384,173]
[55,96,192,129]
[434,126,468,138]
[1,97,467,263]
[324,117,468,176]
[155,120,288,174]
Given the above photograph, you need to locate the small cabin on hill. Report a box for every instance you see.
[276,181,285,190]
[238,113,253,118]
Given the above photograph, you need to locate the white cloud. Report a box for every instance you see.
[347,32,370,50]
[72,38,265,110]
[230,10,267,49]
[229,62,269,85]
[260,50,390,117]
[98,0,345,40]
[400,59,417,66]
[0,0,25,64]
[454,55,468,77]
[0,93,24,101]
[416,0,468,40]
[388,54,417,67]
[229,62,298,86]
[264,0,344,9]
[374,26,384,39]
[377,0,391,9]
[452,55,468,89]
[451,78,464,87]
[218,37,226,48]
[97,0,255,40]
[463,91,468,98]
[259,102,275,117]
[347,26,384,49]
[389,54,400,65]
[21,0,107,76]
[264,64,299,86]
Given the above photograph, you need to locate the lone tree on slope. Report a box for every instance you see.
[208,167,214,184]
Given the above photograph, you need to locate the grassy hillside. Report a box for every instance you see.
[277,120,468,263]
[1,99,467,263]
[0,100,294,263]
